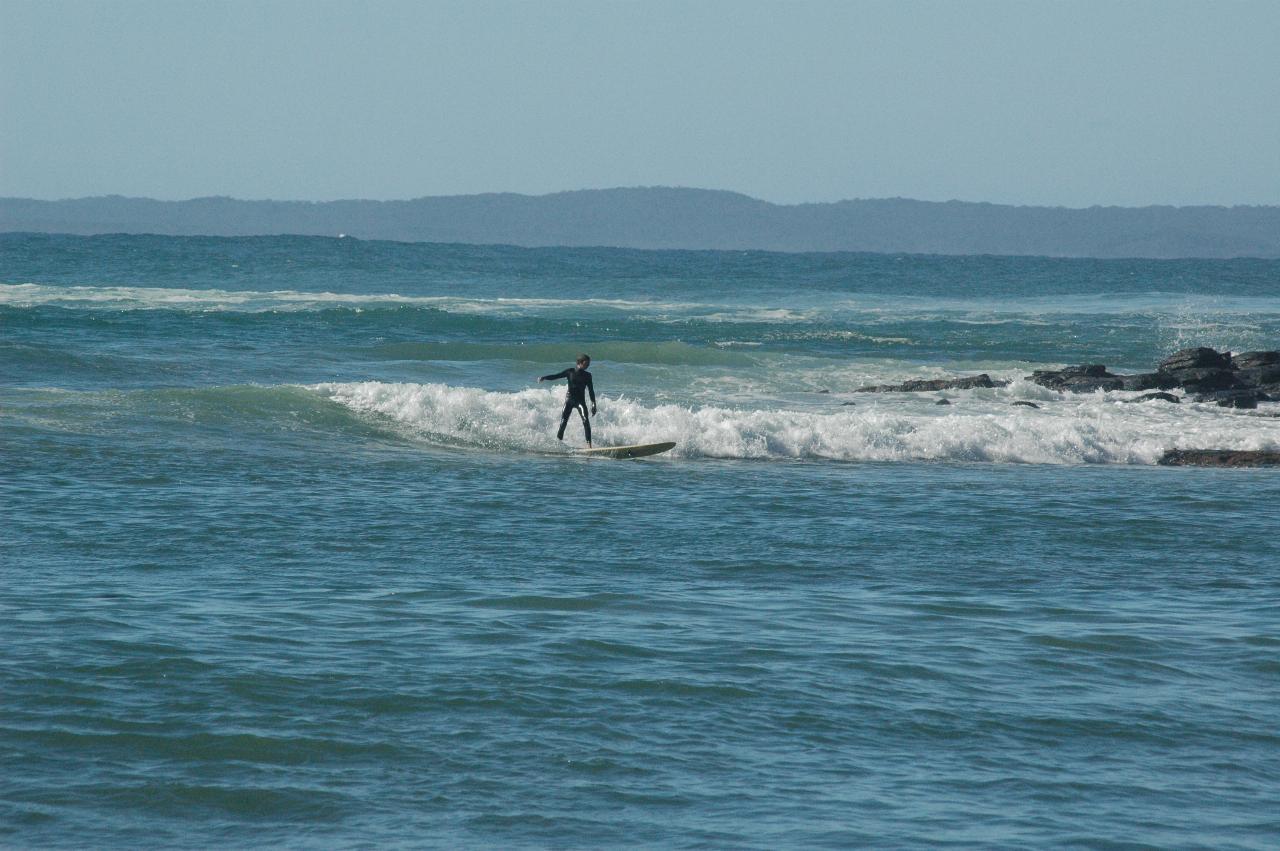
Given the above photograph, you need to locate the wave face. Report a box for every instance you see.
[313,380,1280,464]
[4,234,1280,849]
[11,378,1278,466]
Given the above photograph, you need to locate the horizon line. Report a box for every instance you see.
[4,187,1278,212]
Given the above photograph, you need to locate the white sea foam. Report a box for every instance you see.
[7,284,1278,329]
[310,380,1280,465]
[0,282,811,319]
[0,283,835,324]
[826,292,1280,317]
[0,283,690,314]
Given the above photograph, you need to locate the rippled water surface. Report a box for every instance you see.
[2,235,1279,847]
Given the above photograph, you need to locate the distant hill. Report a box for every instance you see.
[2,187,1278,258]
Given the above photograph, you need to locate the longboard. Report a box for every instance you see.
[575,441,676,459]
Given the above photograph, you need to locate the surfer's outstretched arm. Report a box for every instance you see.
[538,369,571,383]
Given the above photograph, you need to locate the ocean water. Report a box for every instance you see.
[2,233,1279,848]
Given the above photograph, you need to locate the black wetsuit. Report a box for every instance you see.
[541,367,596,443]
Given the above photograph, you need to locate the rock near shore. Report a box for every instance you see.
[1028,347,1279,400]
[1157,347,1232,372]
[1158,449,1280,468]
[1232,351,1280,369]
[854,374,1009,393]
[847,347,1278,410]
[1029,365,1125,393]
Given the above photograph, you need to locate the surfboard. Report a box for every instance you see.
[574,441,676,459]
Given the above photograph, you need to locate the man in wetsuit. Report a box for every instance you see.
[538,354,597,446]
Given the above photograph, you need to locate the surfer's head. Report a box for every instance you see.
[576,354,590,368]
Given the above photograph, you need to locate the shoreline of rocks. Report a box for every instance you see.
[1026,347,1280,409]
[1158,449,1280,468]
[852,346,1280,409]
[848,346,1280,467]
[855,374,1010,393]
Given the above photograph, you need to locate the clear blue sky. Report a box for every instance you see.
[2,0,1277,206]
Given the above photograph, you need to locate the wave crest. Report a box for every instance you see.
[311,381,1280,465]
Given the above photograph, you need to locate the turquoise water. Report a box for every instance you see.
[2,234,1279,847]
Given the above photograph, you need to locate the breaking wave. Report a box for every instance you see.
[0,283,663,313]
[0,283,809,323]
[311,381,1280,465]
[7,283,1277,323]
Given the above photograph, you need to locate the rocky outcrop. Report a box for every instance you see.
[1231,351,1280,370]
[1237,367,1280,388]
[1172,368,1241,393]
[853,346,1278,402]
[854,374,1009,393]
[1120,372,1180,391]
[1029,365,1125,393]
[1028,347,1279,399]
[1158,449,1280,467]
[1157,347,1232,372]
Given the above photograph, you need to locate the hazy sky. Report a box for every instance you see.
[3,0,1278,206]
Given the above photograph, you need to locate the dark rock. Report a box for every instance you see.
[1058,364,1110,379]
[1120,372,1179,391]
[1126,392,1180,403]
[817,389,830,394]
[935,398,952,406]
[1221,394,1259,409]
[1168,367,1240,393]
[1235,365,1280,387]
[1194,390,1259,409]
[1071,364,1111,377]
[1158,449,1280,467]
[1011,401,1040,408]
[1158,347,1231,372]
[1028,365,1124,392]
[854,373,1008,393]
[1230,350,1280,370]
[840,401,857,406]
[1058,376,1126,393]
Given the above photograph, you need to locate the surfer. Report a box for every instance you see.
[539,354,597,447]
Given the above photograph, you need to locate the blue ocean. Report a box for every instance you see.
[2,233,1278,848]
